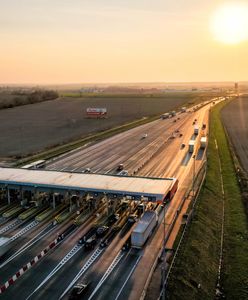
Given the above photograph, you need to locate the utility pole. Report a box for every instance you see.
[161,203,166,300]
[192,155,196,197]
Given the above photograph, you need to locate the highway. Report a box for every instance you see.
[0,99,223,299]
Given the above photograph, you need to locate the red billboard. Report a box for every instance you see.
[86,108,107,118]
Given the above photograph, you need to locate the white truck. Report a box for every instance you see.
[189,140,195,153]
[161,113,170,119]
[131,210,158,248]
[200,136,207,149]
[194,125,199,135]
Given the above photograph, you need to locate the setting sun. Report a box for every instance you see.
[211,3,248,44]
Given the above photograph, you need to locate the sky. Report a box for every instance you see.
[0,0,247,84]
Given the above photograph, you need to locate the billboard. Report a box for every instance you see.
[86,108,107,118]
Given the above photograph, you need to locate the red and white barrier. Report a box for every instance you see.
[0,239,58,294]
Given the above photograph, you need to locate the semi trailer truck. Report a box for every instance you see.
[131,210,158,248]
[200,137,207,149]
[194,125,199,135]
[189,140,195,153]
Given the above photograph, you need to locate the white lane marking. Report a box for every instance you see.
[0,224,55,268]
[88,251,125,300]
[114,254,142,300]
[25,244,82,300]
[59,247,104,299]
[9,220,39,242]
[0,219,22,234]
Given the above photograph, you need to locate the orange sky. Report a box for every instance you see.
[0,0,247,84]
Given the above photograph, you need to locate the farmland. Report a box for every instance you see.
[0,93,215,159]
[221,95,248,172]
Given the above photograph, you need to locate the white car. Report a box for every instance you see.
[141,133,148,139]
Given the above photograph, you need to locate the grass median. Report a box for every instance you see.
[167,100,248,300]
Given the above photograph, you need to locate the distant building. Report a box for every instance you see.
[234,82,239,90]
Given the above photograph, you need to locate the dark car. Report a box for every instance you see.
[96,225,109,237]
[84,235,97,250]
[117,164,124,171]
[69,281,91,299]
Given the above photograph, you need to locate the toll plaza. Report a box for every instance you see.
[0,167,177,205]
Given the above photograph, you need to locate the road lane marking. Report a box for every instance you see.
[0,223,55,268]
[59,247,104,299]
[114,254,142,300]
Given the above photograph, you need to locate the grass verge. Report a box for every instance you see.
[166,100,248,300]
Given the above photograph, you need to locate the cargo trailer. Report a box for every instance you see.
[161,113,170,119]
[189,140,195,153]
[131,210,158,248]
[194,125,199,135]
[200,137,207,149]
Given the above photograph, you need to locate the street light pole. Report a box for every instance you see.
[192,155,196,197]
[161,202,166,300]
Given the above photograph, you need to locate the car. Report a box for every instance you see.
[175,129,179,133]
[122,238,131,251]
[96,225,109,237]
[84,236,97,250]
[128,214,138,223]
[181,143,186,148]
[141,133,148,139]
[173,119,177,122]
[179,133,183,137]
[69,281,91,299]
[84,168,91,173]
[117,164,124,171]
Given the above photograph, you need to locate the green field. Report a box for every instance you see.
[167,101,248,300]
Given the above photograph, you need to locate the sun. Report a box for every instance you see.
[211,3,248,44]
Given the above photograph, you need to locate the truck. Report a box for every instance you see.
[194,125,199,135]
[181,107,187,113]
[131,210,158,248]
[189,140,195,153]
[0,236,12,258]
[161,113,170,119]
[200,136,207,149]
[170,111,176,117]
